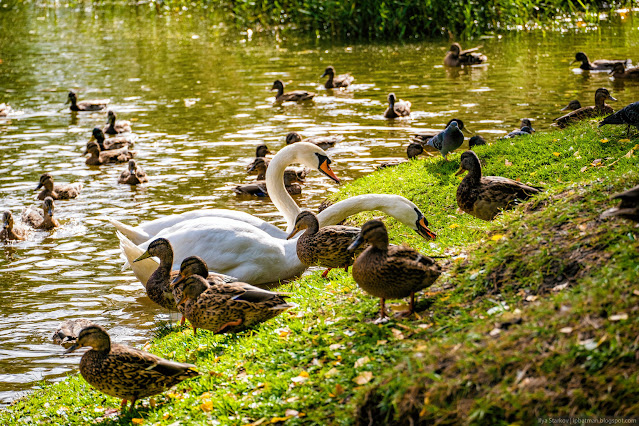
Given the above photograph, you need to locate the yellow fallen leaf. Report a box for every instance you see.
[491,234,504,241]
[200,392,212,399]
[624,148,636,158]
[200,400,213,412]
[291,371,309,383]
[376,340,388,345]
[600,138,609,143]
[132,419,144,425]
[619,138,631,143]
[449,223,459,229]
[270,416,293,423]
[552,152,561,157]
[299,371,310,378]
[354,356,371,368]
[162,413,171,420]
[353,371,373,385]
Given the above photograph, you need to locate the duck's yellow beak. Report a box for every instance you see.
[134,251,152,263]
[286,228,299,240]
[455,166,466,176]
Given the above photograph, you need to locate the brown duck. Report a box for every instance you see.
[600,184,639,223]
[90,127,133,151]
[571,52,630,71]
[22,197,60,230]
[65,325,199,412]
[133,238,181,312]
[84,140,134,166]
[52,319,94,349]
[609,63,639,80]
[286,210,366,278]
[348,220,441,322]
[35,173,82,200]
[384,93,411,118]
[103,110,132,134]
[561,100,582,111]
[444,43,487,67]
[247,144,272,177]
[66,91,109,112]
[236,169,306,197]
[177,275,294,335]
[285,132,342,150]
[321,66,354,89]
[456,150,542,221]
[271,80,315,102]
[0,211,28,241]
[118,160,148,185]
[553,88,616,128]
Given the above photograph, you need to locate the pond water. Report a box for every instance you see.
[0,3,638,405]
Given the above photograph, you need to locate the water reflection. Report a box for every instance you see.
[0,4,638,404]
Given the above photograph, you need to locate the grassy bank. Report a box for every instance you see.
[1,120,638,425]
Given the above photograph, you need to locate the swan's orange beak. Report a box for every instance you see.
[416,217,437,240]
[320,160,340,183]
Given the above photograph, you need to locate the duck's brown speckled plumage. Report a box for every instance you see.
[0,211,28,241]
[66,91,109,112]
[321,66,354,89]
[384,93,411,118]
[177,275,293,335]
[119,160,148,185]
[444,43,487,67]
[133,238,177,311]
[53,318,94,349]
[66,325,198,410]
[271,80,315,102]
[234,169,306,197]
[288,211,365,278]
[85,140,134,166]
[285,132,342,150]
[22,197,60,230]
[103,110,132,134]
[91,127,133,152]
[554,88,616,128]
[247,145,272,177]
[36,173,82,200]
[348,220,441,320]
[601,184,639,223]
[456,151,542,221]
[609,63,639,79]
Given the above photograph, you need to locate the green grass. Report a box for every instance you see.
[2,119,638,425]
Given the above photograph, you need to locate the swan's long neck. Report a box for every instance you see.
[266,147,303,232]
[317,194,412,229]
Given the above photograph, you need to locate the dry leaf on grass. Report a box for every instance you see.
[353,371,373,385]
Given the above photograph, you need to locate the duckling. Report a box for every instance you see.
[599,101,639,138]
[286,210,365,278]
[247,144,272,176]
[0,211,28,241]
[285,132,342,150]
[84,140,134,166]
[271,80,315,102]
[234,169,305,197]
[90,127,133,151]
[103,110,132,134]
[501,119,534,139]
[609,63,639,80]
[35,173,82,200]
[384,93,411,118]
[426,120,464,160]
[411,119,466,144]
[444,43,487,67]
[571,52,630,71]
[561,100,582,111]
[455,151,543,221]
[22,197,60,230]
[52,319,94,349]
[65,91,109,112]
[554,88,617,129]
[177,275,294,335]
[347,219,441,322]
[469,135,487,148]
[64,325,199,412]
[321,66,354,89]
[118,160,148,185]
[600,184,639,223]
[376,143,424,169]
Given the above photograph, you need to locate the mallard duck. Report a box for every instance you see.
[177,275,294,335]
[271,80,315,102]
[35,173,82,200]
[103,110,132,134]
[52,319,94,349]
[118,160,148,185]
[561,100,582,111]
[286,210,368,278]
[469,135,487,148]
[84,140,134,166]
[22,197,59,230]
[600,184,639,223]
[444,43,487,67]
[571,52,630,71]
[455,151,542,221]
[347,219,441,322]
[234,169,305,197]
[501,119,534,139]
[0,211,28,241]
[64,325,199,411]
[321,66,354,89]
[247,157,307,184]
[426,120,464,160]
[554,88,617,128]
[66,91,109,112]
[411,119,466,144]
[247,145,272,177]
[599,101,639,138]
[90,127,133,151]
[133,238,180,311]
[376,143,424,169]
[609,63,639,80]
[285,132,342,150]
[384,93,411,118]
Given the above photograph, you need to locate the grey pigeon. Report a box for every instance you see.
[426,120,464,160]
[599,101,639,138]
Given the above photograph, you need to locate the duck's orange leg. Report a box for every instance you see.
[321,268,332,278]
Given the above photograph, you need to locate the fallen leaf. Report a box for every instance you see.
[353,371,373,385]
[275,328,290,338]
[376,340,388,345]
[200,400,213,412]
[449,223,460,229]
[329,343,342,351]
[591,159,602,166]
[619,138,631,143]
[291,371,309,383]
[552,283,569,292]
[624,148,636,158]
[270,416,293,423]
[505,159,512,166]
[580,165,589,173]
[132,419,144,425]
[489,328,501,336]
[162,413,171,420]
[552,152,560,157]
[609,313,628,321]
[285,409,300,417]
[559,327,573,334]
[354,356,370,368]
[325,367,339,377]
[491,234,504,241]
[391,328,405,340]
[333,383,345,396]
[600,138,609,143]
[633,289,639,296]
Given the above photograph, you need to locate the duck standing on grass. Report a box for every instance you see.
[600,184,639,223]
[177,275,294,335]
[598,101,639,138]
[444,43,487,67]
[554,88,617,128]
[501,119,534,139]
[384,93,411,118]
[0,211,27,241]
[455,151,543,221]
[348,219,441,323]
[321,66,354,89]
[35,172,82,200]
[64,325,199,412]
